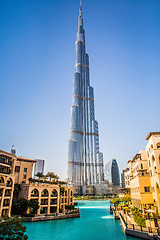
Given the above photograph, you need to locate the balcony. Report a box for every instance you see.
[3,202,10,207]
[4,193,11,197]
[0,159,11,166]
[0,169,11,174]
[50,201,57,205]
[31,194,39,197]
[41,194,48,198]
[41,201,48,205]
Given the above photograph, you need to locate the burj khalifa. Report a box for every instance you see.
[68,2,104,194]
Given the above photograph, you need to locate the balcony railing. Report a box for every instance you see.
[3,202,10,207]
[41,195,48,197]
[41,202,48,205]
[31,194,39,197]
[0,159,11,166]
[0,169,11,174]
[4,193,11,197]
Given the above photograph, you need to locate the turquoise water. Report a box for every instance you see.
[24,201,142,240]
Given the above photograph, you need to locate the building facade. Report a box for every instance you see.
[0,150,16,217]
[0,149,73,217]
[34,159,45,178]
[67,3,104,194]
[121,169,126,188]
[14,156,73,215]
[105,159,120,186]
[124,132,160,214]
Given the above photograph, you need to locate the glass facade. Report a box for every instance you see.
[68,4,104,191]
[104,159,120,186]
[34,159,45,178]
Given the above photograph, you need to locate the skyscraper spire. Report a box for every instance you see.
[79,0,82,19]
[80,0,82,7]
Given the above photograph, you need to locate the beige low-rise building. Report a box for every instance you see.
[14,155,73,215]
[14,157,36,184]
[18,182,73,214]
[124,132,160,214]
[128,150,154,212]
[0,149,74,217]
[146,132,160,213]
[0,150,16,217]
[124,167,131,195]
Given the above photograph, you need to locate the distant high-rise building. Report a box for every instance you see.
[121,169,126,188]
[67,3,104,194]
[11,145,16,155]
[34,159,45,178]
[105,159,120,186]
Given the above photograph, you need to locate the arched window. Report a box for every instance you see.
[141,164,143,169]
[31,189,39,197]
[6,178,12,187]
[0,177,4,184]
[70,191,73,196]
[41,189,49,197]
[51,189,58,197]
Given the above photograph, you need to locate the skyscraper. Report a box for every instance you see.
[104,159,120,186]
[34,159,45,178]
[67,3,104,194]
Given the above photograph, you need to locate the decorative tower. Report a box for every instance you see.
[68,2,104,194]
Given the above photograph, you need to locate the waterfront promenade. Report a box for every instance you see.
[24,201,143,240]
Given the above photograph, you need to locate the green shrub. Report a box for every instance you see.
[0,216,28,239]
[22,213,35,217]
[65,205,74,210]
[133,214,146,227]
[50,207,57,213]
[132,207,139,214]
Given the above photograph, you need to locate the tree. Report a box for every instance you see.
[46,172,55,181]
[0,216,28,239]
[35,172,43,179]
[60,187,65,195]
[28,199,39,214]
[111,198,120,207]
[12,199,29,216]
[120,195,131,205]
[14,184,21,194]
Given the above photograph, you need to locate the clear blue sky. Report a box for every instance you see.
[0,0,160,180]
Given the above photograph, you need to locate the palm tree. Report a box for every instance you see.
[42,175,48,182]
[46,172,55,181]
[35,172,43,179]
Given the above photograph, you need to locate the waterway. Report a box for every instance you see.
[24,201,143,240]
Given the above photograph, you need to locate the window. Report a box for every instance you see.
[24,168,27,172]
[156,143,160,148]
[15,166,20,172]
[152,155,155,162]
[141,164,143,169]
[23,174,26,179]
[144,187,150,192]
